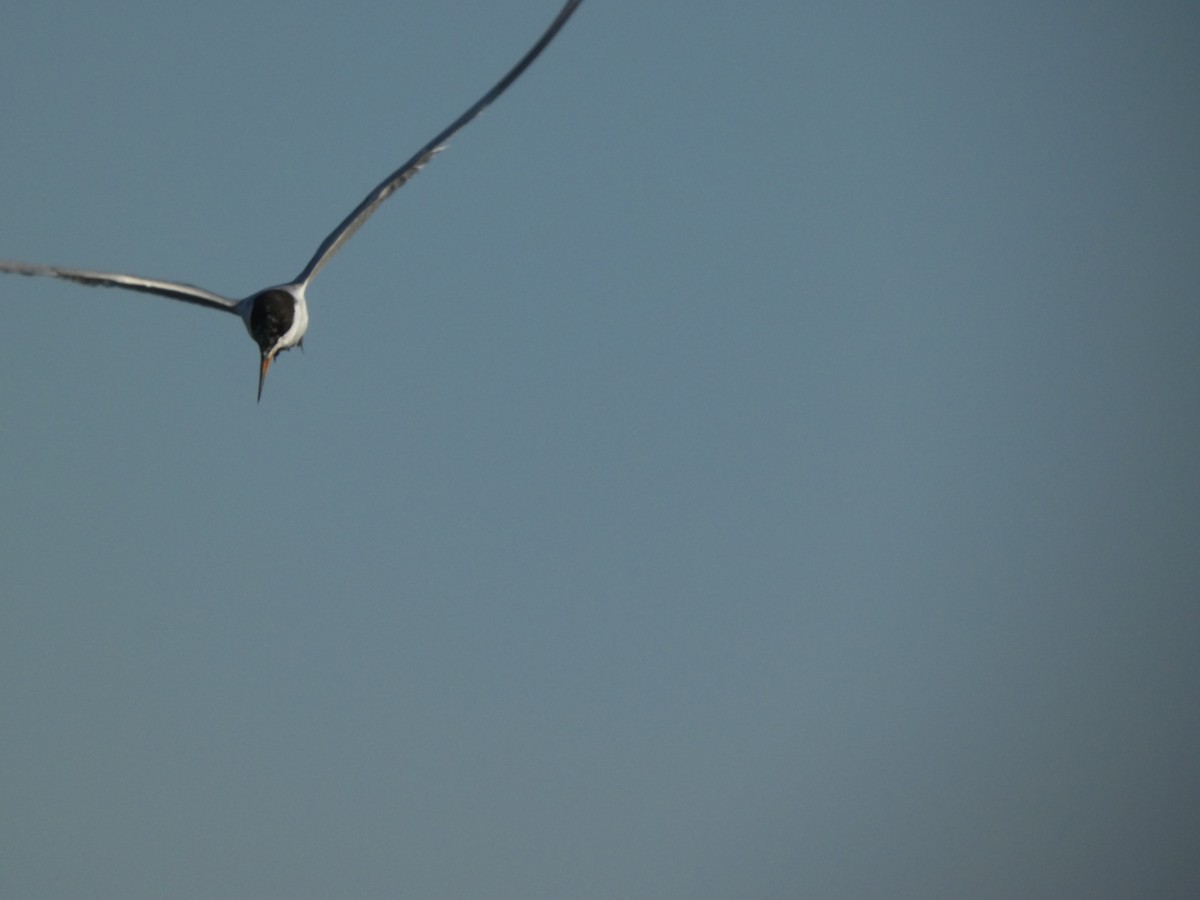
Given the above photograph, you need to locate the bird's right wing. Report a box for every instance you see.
[293,0,583,287]
[0,260,240,314]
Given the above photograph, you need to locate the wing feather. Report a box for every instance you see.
[294,0,583,286]
[0,260,239,314]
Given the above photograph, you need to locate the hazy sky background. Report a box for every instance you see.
[2,1,1198,897]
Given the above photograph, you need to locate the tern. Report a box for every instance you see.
[1,0,582,401]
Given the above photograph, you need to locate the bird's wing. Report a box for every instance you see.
[0,260,239,314]
[293,0,583,287]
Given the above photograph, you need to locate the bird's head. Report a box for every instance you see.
[244,285,308,402]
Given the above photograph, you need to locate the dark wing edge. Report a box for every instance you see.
[293,0,583,287]
[0,260,240,314]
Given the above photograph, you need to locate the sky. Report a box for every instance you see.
[1,1,1198,897]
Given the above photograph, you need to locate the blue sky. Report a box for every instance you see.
[2,1,1198,897]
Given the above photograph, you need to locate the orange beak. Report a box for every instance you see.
[257,353,273,403]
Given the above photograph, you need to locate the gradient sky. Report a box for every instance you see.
[2,2,1198,897]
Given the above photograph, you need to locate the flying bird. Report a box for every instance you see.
[0,0,582,401]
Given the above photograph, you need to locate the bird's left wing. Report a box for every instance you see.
[0,260,240,314]
[293,0,583,288]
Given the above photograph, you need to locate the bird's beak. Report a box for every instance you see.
[257,353,273,403]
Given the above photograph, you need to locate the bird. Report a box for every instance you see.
[0,0,582,401]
